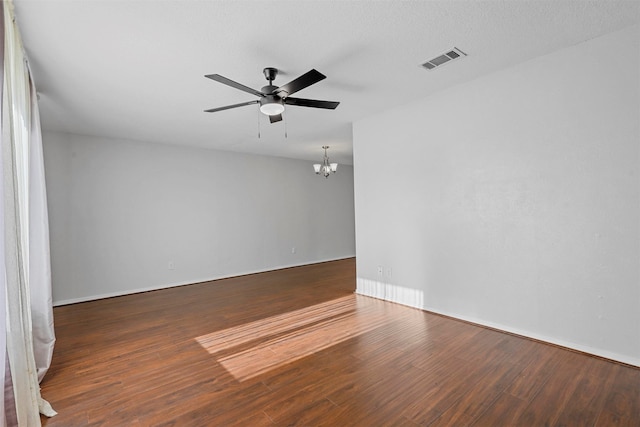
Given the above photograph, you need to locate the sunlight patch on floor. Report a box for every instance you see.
[195,295,394,381]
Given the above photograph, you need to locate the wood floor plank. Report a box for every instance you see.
[597,363,640,423]
[428,361,523,426]
[595,410,640,427]
[514,350,602,426]
[504,341,564,402]
[40,258,640,426]
[469,392,530,426]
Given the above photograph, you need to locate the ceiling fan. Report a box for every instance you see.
[204,67,339,123]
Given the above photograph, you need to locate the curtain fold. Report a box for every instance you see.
[1,0,56,424]
[0,3,7,425]
[27,69,54,385]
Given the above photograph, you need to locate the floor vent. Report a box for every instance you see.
[421,48,466,71]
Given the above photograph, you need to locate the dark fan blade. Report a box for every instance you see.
[269,114,283,124]
[204,100,259,113]
[205,74,265,97]
[284,97,339,109]
[275,69,326,97]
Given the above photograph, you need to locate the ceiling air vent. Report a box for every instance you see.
[421,48,466,71]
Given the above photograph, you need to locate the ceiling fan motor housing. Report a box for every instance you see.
[261,84,278,95]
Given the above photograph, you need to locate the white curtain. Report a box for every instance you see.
[1,0,56,425]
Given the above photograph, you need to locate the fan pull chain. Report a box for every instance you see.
[284,114,288,139]
[257,107,261,139]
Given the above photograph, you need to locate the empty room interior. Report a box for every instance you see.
[3,0,638,425]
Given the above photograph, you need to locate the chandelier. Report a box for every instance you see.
[313,146,338,178]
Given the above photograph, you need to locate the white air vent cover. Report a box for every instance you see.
[421,48,466,71]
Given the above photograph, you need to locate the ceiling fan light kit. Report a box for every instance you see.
[313,146,338,178]
[204,67,339,124]
[259,95,284,116]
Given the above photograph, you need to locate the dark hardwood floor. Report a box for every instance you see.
[41,258,639,426]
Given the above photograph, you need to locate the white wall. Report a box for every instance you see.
[353,25,639,366]
[43,132,355,304]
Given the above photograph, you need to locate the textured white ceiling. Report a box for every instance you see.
[14,0,640,165]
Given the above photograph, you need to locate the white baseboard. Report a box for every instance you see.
[53,256,354,306]
[356,277,639,368]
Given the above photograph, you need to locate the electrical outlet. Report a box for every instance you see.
[291,247,296,254]
[168,261,175,270]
